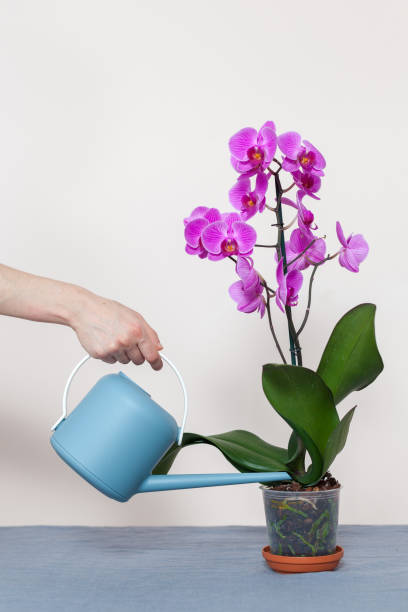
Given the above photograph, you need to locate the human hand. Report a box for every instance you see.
[70,291,163,370]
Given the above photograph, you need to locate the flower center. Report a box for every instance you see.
[301,174,314,189]
[222,238,238,254]
[247,146,264,162]
[242,194,256,209]
[299,151,315,169]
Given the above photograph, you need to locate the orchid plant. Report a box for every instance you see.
[156,121,384,486]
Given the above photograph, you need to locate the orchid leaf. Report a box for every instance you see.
[286,431,306,476]
[153,429,288,476]
[262,364,339,455]
[152,433,202,475]
[262,364,340,485]
[322,406,356,474]
[317,303,383,405]
[285,422,324,486]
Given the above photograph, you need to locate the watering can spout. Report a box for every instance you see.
[136,472,291,493]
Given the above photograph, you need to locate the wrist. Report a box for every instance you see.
[61,284,95,330]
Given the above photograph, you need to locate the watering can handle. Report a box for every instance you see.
[51,353,188,446]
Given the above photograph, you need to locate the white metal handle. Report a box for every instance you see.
[51,353,188,446]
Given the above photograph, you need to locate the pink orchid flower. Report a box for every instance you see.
[285,228,326,271]
[292,170,321,199]
[184,206,222,258]
[201,213,257,260]
[229,256,265,317]
[281,191,318,235]
[275,259,303,312]
[336,221,369,273]
[228,172,268,221]
[278,132,326,176]
[229,122,277,176]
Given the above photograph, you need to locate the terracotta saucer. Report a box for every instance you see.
[262,545,344,574]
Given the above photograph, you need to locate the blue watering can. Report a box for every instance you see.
[50,354,290,502]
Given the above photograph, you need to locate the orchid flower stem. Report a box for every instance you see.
[296,265,319,337]
[286,238,318,269]
[261,281,276,296]
[283,213,298,231]
[285,305,303,366]
[267,159,282,178]
[266,294,287,365]
[274,174,301,366]
[282,182,295,194]
[296,254,337,337]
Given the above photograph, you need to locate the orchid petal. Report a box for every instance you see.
[236,255,254,283]
[229,280,246,304]
[289,228,308,254]
[230,156,254,174]
[232,221,257,254]
[184,218,208,247]
[303,140,326,170]
[308,238,327,264]
[183,206,209,225]
[278,132,302,160]
[339,248,359,272]
[287,269,303,294]
[348,234,369,263]
[260,121,276,132]
[258,127,277,161]
[275,259,287,310]
[258,197,266,214]
[310,168,325,177]
[185,244,206,257]
[229,128,257,160]
[275,293,285,312]
[223,212,241,231]
[229,176,251,211]
[240,295,262,313]
[255,172,269,198]
[241,207,257,221]
[336,221,348,248]
[207,252,226,261]
[282,157,300,173]
[204,208,222,223]
[201,221,227,254]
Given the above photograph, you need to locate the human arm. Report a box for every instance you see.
[0,264,163,370]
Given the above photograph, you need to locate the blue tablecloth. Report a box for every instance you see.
[0,525,407,611]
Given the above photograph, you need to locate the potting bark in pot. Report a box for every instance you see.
[154,120,384,573]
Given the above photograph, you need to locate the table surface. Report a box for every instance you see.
[0,525,407,612]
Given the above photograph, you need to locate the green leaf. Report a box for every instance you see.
[152,433,201,475]
[262,364,340,485]
[262,364,339,456]
[322,406,356,474]
[317,303,384,404]
[286,423,324,485]
[207,430,288,472]
[286,431,306,476]
[153,429,288,476]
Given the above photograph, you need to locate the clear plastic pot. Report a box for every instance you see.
[261,486,340,557]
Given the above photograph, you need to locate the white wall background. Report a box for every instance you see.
[0,0,406,526]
